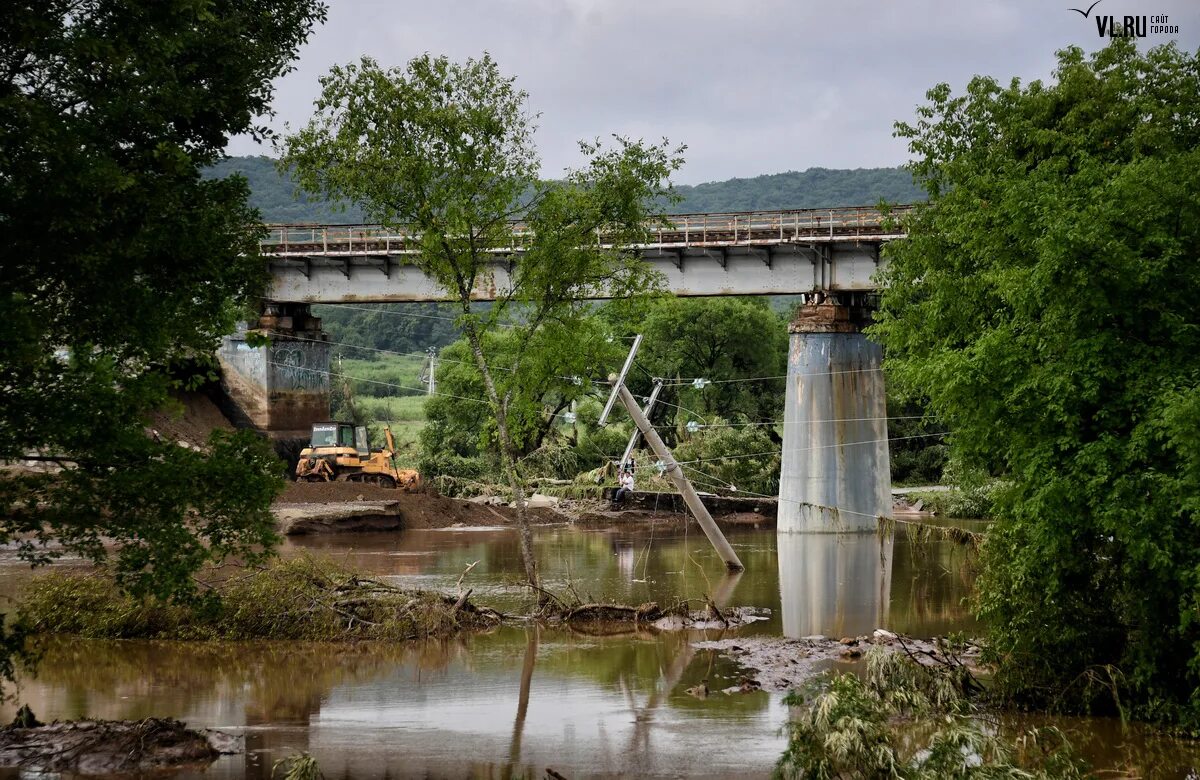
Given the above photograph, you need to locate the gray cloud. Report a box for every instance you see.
[231,0,1200,184]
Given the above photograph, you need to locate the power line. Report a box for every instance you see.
[265,361,491,405]
[316,302,461,323]
[644,395,712,425]
[280,332,474,368]
[314,302,520,328]
[271,332,610,387]
[679,464,887,521]
[653,414,935,430]
[658,367,886,386]
[670,432,948,466]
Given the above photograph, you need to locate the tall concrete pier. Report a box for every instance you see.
[778,294,891,533]
[217,303,330,440]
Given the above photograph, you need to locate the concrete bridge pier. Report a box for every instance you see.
[778,293,891,533]
[216,302,330,440]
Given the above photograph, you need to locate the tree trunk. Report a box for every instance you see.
[461,321,540,597]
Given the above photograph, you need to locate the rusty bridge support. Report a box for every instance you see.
[216,302,330,440]
[777,293,891,533]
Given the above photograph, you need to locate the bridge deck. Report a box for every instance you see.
[262,205,909,257]
[262,205,909,302]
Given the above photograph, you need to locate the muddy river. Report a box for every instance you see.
[0,524,1194,778]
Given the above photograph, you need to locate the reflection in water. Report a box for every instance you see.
[16,526,1159,778]
[507,625,538,772]
[777,532,893,638]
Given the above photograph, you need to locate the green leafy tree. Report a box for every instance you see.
[282,53,681,592]
[418,321,621,476]
[0,0,326,603]
[604,297,788,426]
[314,302,462,355]
[874,41,1200,725]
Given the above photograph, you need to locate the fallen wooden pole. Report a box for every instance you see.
[615,383,744,572]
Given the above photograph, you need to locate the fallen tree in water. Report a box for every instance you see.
[17,556,502,641]
[529,581,770,635]
[0,713,238,774]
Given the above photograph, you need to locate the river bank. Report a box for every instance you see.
[274,481,791,535]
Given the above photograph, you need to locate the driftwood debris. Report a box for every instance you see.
[563,602,667,623]
[545,598,769,636]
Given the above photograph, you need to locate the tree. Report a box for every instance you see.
[0,0,327,600]
[282,54,682,593]
[315,302,462,355]
[873,40,1200,725]
[419,320,621,474]
[605,297,788,426]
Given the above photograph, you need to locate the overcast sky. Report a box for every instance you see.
[229,0,1200,185]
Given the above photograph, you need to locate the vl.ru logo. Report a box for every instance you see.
[1069,1,1180,37]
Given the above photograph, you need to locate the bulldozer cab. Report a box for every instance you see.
[310,422,369,456]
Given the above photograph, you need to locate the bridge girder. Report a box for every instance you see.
[265,238,900,303]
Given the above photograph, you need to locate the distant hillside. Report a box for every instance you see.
[207,155,923,223]
[204,156,364,223]
[672,168,922,213]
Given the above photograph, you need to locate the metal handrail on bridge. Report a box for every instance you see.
[260,204,911,259]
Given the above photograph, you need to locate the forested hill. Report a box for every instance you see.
[670,168,923,213]
[207,156,924,224]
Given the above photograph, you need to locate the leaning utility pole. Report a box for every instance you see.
[600,337,744,572]
[619,378,663,471]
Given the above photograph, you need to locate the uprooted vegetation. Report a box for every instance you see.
[777,646,1086,779]
[17,556,765,641]
[17,556,501,641]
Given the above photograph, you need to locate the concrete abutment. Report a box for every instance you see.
[216,302,330,440]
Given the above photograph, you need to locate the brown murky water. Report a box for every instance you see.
[0,526,1194,778]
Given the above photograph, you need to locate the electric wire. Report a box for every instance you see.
[652,414,935,429]
[314,301,520,327]
[315,302,461,323]
[670,432,948,466]
[270,331,611,386]
[679,463,887,521]
[264,360,491,405]
[657,367,885,385]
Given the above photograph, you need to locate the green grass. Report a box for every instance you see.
[336,354,427,398]
[335,357,431,466]
[354,396,427,466]
[357,394,427,423]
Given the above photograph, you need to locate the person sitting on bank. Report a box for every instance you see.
[612,466,635,510]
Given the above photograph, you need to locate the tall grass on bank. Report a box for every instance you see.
[17,556,499,641]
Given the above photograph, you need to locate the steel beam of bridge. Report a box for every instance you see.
[262,205,909,303]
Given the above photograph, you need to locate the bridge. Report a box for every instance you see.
[223,204,911,535]
[262,204,910,302]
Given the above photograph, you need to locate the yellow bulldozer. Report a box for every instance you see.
[295,421,420,490]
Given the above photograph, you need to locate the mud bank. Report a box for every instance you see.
[274,481,570,533]
[273,482,786,535]
[0,716,239,774]
[695,631,984,691]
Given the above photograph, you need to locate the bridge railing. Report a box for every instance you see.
[261,204,910,257]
